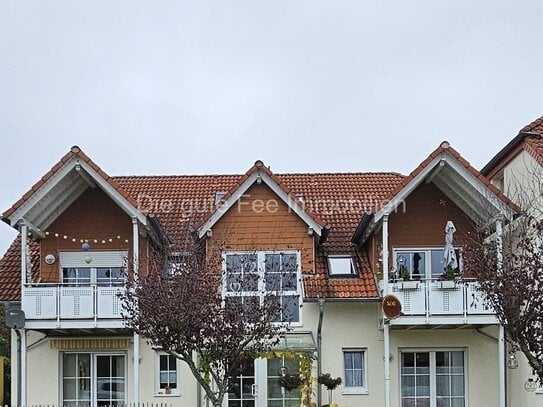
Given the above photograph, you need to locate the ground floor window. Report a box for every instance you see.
[343,349,367,393]
[155,352,179,395]
[401,350,465,407]
[227,357,301,407]
[62,353,126,407]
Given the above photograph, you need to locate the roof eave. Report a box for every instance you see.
[481,131,540,176]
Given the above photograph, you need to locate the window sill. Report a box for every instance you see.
[342,387,368,395]
[154,392,180,397]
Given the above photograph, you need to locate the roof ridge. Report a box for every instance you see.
[113,171,406,179]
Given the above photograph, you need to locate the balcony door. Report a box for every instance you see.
[226,357,301,407]
[400,350,466,407]
[62,353,126,407]
[394,248,461,280]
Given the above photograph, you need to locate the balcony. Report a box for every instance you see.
[21,283,125,330]
[381,278,498,326]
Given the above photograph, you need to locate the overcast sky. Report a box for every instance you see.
[1,1,543,255]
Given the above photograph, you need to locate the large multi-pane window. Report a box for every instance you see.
[401,350,466,407]
[223,251,301,323]
[62,353,126,407]
[343,349,367,393]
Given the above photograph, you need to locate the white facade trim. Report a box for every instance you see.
[197,170,322,239]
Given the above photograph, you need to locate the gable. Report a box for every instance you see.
[39,188,133,282]
[388,182,475,248]
[209,183,315,273]
[196,161,324,239]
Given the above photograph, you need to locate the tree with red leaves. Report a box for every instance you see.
[121,234,290,407]
[463,216,543,383]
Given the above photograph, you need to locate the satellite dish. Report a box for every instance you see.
[382,294,402,320]
[6,309,25,329]
[44,254,56,265]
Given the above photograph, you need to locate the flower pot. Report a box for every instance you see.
[399,281,419,290]
[438,280,456,289]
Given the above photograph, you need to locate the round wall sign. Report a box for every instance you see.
[382,294,402,319]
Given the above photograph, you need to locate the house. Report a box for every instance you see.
[482,114,543,407]
[0,142,515,407]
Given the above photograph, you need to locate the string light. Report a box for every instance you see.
[41,230,130,245]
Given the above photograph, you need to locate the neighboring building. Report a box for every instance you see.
[482,115,543,407]
[0,142,515,407]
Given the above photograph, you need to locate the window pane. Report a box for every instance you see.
[283,272,298,291]
[328,257,354,275]
[396,252,425,279]
[431,250,445,277]
[402,376,415,396]
[344,351,364,387]
[451,376,464,396]
[264,272,281,291]
[436,376,450,396]
[283,295,299,322]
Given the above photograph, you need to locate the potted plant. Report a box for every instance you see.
[438,266,458,289]
[279,373,303,392]
[318,373,342,407]
[397,265,419,289]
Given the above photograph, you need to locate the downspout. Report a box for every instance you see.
[20,221,28,407]
[496,217,506,407]
[317,298,325,407]
[132,217,140,405]
[382,214,391,407]
[15,329,21,407]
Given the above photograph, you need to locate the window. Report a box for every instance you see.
[394,248,462,280]
[492,171,505,191]
[267,356,301,406]
[343,349,367,394]
[62,353,126,406]
[327,256,357,276]
[155,352,179,395]
[164,253,189,279]
[60,252,127,286]
[222,251,301,323]
[401,350,466,407]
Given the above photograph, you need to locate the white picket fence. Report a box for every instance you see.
[5,404,174,407]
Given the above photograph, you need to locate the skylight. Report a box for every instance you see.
[327,256,356,276]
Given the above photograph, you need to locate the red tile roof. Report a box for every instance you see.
[115,172,404,300]
[195,160,327,234]
[2,146,139,221]
[482,115,543,178]
[0,142,516,302]
[0,237,39,301]
[0,165,404,301]
[383,141,519,213]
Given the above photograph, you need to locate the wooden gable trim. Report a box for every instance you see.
[197,170,323,239]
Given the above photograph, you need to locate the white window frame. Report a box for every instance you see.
[393,247,463,280]
[60,352,127,407]
[327,256,357,277]
[342,348,368,395]
[60,251,127,286]
[154,351,181,396]
[221,250,302,325]
[399,348,468,407]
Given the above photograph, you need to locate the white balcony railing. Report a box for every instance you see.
[22,284,124,326]
[381,279,495,324]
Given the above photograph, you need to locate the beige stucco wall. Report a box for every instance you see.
[489,149,543,407]
[14,302,507,407]
[304,302,503,407]
[506,351,543,407]
[495,150,543,216]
